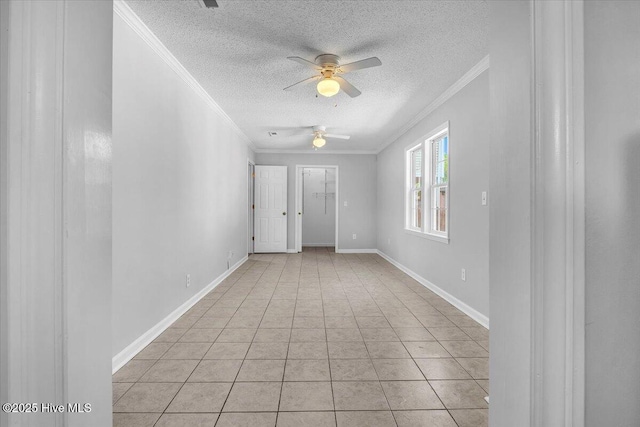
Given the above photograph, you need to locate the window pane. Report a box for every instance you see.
[433,135,448,185]
[411,149,422,188]
[412,189,422,229]
[432,186,447,233]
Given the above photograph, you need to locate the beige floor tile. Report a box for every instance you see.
[365,341,411,358]
[154,413,219,427]
[386,316,424,328]
[332,381,390,410]
[324,316,358,328]
[172,316,200,329]
[430,380,489,409]
[276,411,336,427]
[355,316,392,328]
[178,328,222,343]
[326,328,364,342]
[112,413,161,427]
[139,359,198,383]
[477,340,490,352]
[426,327,472,341]
[113,383,181,412]
[461,326,489,341]
[288,342,328,359]
[380,381,444,410]
[439,341,489,358]
[215,328,256,342]
[335,410,396,427]
[284,359,331,381]
[253,328,291,342]
[112,360,155,383]
[188,359,242,382]
[476,379,490,393]
[226,315,263,329]
[161,343,212,360]
[260,316,294,328]
[403,341,451,358]
[216,412,277,427]
[165,382,232,412]
[372,359,424,380]
[203,342,250,359]
[456,357,489,379]
[133,343,173,360]
[223,382,282,412]
[280,382,334,411]
[447,315,481,328]
[393,410,457,427]
[112,382,133,404]
[330,359,378,381]
[393,327,436,342]
[290,328,327,342]
[417,316,456,328]
[236,359,285,381]
[359,328,400,342]
[192,316,230,329]
[449,409,489,427]
[327,341,369,359]
[293,316,325,328]
[246,342,289,359]
[415,358,472,380]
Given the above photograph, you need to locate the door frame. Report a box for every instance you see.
[247,159,255,255]
[295,165,339,253]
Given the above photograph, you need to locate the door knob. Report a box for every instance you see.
[298,212,302,215]
[282,212,286,215]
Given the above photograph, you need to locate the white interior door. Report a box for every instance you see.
[254,165,287,253]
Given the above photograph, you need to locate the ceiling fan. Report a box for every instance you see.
[284,54,382,98]
[309,126,350,149]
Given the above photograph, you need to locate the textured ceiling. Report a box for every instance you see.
[125,0,488,152]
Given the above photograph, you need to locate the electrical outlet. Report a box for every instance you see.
[352,233,357,240]
[461,269,466,281]
[186,274,191,287]
[482,191,487,206]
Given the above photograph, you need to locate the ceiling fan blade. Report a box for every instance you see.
[287,56,322,70]
[283,75,319,91]
[339,57,382,73]
[334,76,361,98]
[324,133,350,140]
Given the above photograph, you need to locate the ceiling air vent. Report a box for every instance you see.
[198,0,218,9]
[268,132,278,137]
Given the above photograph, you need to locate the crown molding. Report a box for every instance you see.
[113,0,256,150]
[376,55,489,155]
[253,148,378,155]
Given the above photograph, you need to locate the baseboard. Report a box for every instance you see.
[301,243,335,247]
[286,249,298,253]
[336,249,378,254]
[376,250,489,329]
[112,255,249,374]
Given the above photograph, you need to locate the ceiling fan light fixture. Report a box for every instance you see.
[312,136,326,148]
[316,77,340,97]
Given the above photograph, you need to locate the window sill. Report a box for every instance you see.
[404,228,450,244]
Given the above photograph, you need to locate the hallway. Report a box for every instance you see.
[113,249,489,426]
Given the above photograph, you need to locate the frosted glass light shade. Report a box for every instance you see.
[312,136,326,148]
[316,78,340,97]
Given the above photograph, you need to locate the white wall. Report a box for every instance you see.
[112,13,253,357]
[585,2,640,425]
[376,71,490,319]
[255,153,377,251]
[302,168,336,246]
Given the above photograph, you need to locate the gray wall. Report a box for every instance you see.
[255,153,377,251]
[585,2,640,425]
[112,14,253,357]
[302,168,336,246]
[376,71,490,318]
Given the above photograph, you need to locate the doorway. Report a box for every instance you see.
[295,165,339,253]
[247,160,254,255]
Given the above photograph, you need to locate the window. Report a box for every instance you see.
[405,122,449,242]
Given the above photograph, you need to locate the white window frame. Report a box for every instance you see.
[404,121,450,244]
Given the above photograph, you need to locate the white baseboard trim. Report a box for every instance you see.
[112,255,249,374]
[376,250,489,329]
[286,249,298,253]
[301,243,335,247]
[336,249,378,254]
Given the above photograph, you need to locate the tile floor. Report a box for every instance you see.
[113,248,489,427]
